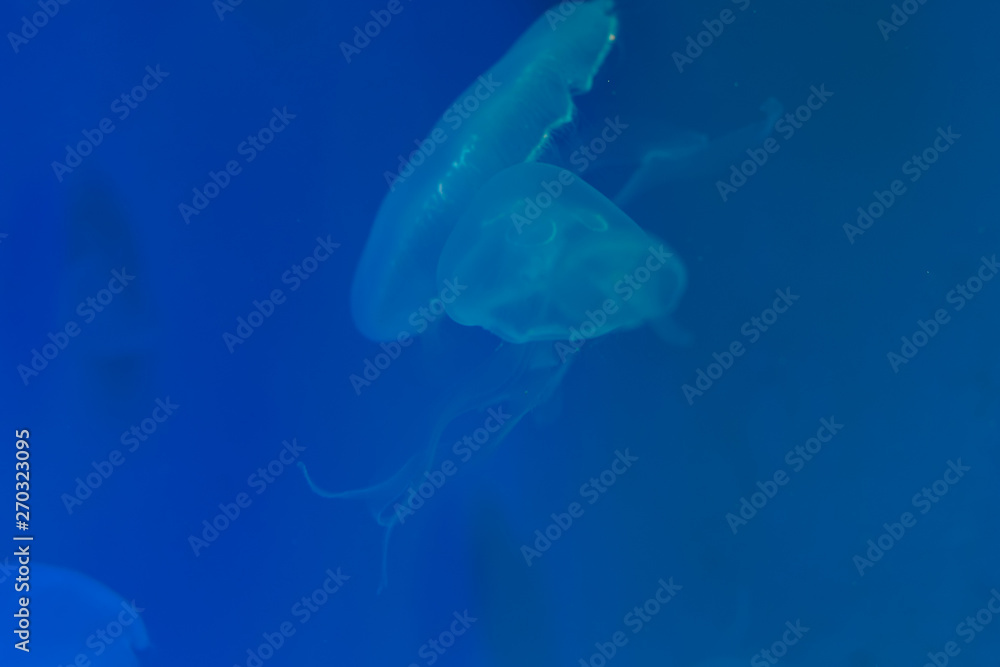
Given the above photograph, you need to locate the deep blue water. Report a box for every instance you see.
[2,0,999,665]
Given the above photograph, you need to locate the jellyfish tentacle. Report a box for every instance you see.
[614,97,784,206]
[302,341,571,591]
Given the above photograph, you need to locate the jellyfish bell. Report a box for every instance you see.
[350,0,619,343]
[438,161,686,345]
[8,563,149,665]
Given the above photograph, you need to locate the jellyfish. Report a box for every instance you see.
[306,0,760,589]
[350,0,620,343]
[7,563,149,665]
[306,0,624,590]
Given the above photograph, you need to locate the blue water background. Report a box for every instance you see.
[1,0,998,665]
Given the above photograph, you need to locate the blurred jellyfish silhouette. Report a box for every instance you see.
[303,0,779,589]
[7,564,149,665]
[58,173,156,400]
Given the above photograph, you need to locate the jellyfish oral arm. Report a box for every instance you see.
[614,98,784,206]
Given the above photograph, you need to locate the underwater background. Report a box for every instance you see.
[2,0,998,665]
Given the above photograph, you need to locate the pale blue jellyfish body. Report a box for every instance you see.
[9,564,149,665]
[309,0,774,589]
[309,1,637,590]
[350,0,619,342]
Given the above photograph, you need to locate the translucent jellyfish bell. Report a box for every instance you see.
[350,0,618,342]
[8,564,149,665]
[438,162,686,344]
